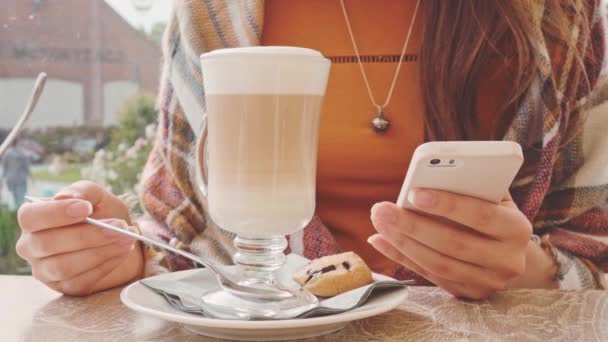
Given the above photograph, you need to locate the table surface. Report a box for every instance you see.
[3,275,607,342]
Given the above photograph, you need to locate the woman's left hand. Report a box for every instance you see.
[369,189,533,300]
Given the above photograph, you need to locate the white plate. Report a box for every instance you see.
[121,269,409,341]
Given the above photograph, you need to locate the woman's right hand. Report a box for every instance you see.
[16,181,144,296]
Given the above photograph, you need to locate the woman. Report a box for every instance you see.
[16,0,607,298]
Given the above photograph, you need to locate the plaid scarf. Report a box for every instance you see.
[139,0,607,288]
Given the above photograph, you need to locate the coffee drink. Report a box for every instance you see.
[204,93,323,237]
[199,47,330,238]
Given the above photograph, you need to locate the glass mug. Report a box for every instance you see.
[196,47,330,318]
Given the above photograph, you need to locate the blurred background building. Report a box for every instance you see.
[0,0,169,274]
[0,0,161,128]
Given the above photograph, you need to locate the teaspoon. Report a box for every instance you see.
[24,195,312,302]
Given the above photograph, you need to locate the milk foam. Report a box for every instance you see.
[200,46,331,95]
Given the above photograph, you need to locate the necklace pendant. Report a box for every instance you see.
[371,112,390,133]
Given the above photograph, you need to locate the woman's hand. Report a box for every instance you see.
[369,189,538,300]
[16,181,144,296]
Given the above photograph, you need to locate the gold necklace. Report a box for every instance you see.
[339,0,421,133]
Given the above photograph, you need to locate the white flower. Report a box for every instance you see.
[80,166,90,179]
[134,182,142,194]
[107,170,118,181]
[125,146,138,159]
[145,124,157,141]
[135,138,147,149]
[46,155,64,176]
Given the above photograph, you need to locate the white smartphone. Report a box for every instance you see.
[396,141,524,209]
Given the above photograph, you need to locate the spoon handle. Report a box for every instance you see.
[24,196,222,275]
[87,216,220,271]
[0,73,47,157]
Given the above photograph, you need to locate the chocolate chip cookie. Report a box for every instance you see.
[293,252,373,297]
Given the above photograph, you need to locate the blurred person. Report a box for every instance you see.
[15,0,608,298]
[1,139,31,209]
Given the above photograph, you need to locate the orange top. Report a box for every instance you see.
[263,0,512,275]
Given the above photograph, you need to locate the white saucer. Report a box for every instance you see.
[121,269,409,341]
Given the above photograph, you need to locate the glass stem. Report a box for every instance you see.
[233,236,288,282]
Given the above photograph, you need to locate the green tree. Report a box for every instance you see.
[97,93,159,203]
[148,22,167,47]
[0,206,29,274]
[110,94,158,148]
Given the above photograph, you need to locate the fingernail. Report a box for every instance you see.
[367,234,380,244]
[368,235,387,253]
[65,201,93,218]
[408,190,435,209]
[371,203,397,226]
[54,192,80,200]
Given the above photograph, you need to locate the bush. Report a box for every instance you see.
[82,93,158,212]
[0,206,30,274]
[105,143,153,196]
[110,94,158,148]
[28,126,110,157]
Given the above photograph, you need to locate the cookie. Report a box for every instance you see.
[293,252,373,297]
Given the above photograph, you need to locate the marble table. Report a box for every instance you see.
[3,275,607,341]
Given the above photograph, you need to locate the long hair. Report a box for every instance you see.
[420,0,596,141]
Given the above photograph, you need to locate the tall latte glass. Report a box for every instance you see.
[197,47,330,318]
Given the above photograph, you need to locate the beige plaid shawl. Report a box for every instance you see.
[139,0,607,288]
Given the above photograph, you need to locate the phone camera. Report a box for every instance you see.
[430,159,441,165]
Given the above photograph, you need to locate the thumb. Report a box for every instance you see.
[53,181,130,222]
[54,180,107,206]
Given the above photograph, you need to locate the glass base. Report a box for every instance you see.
[201,287,318,320]
[199,235,318,319]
